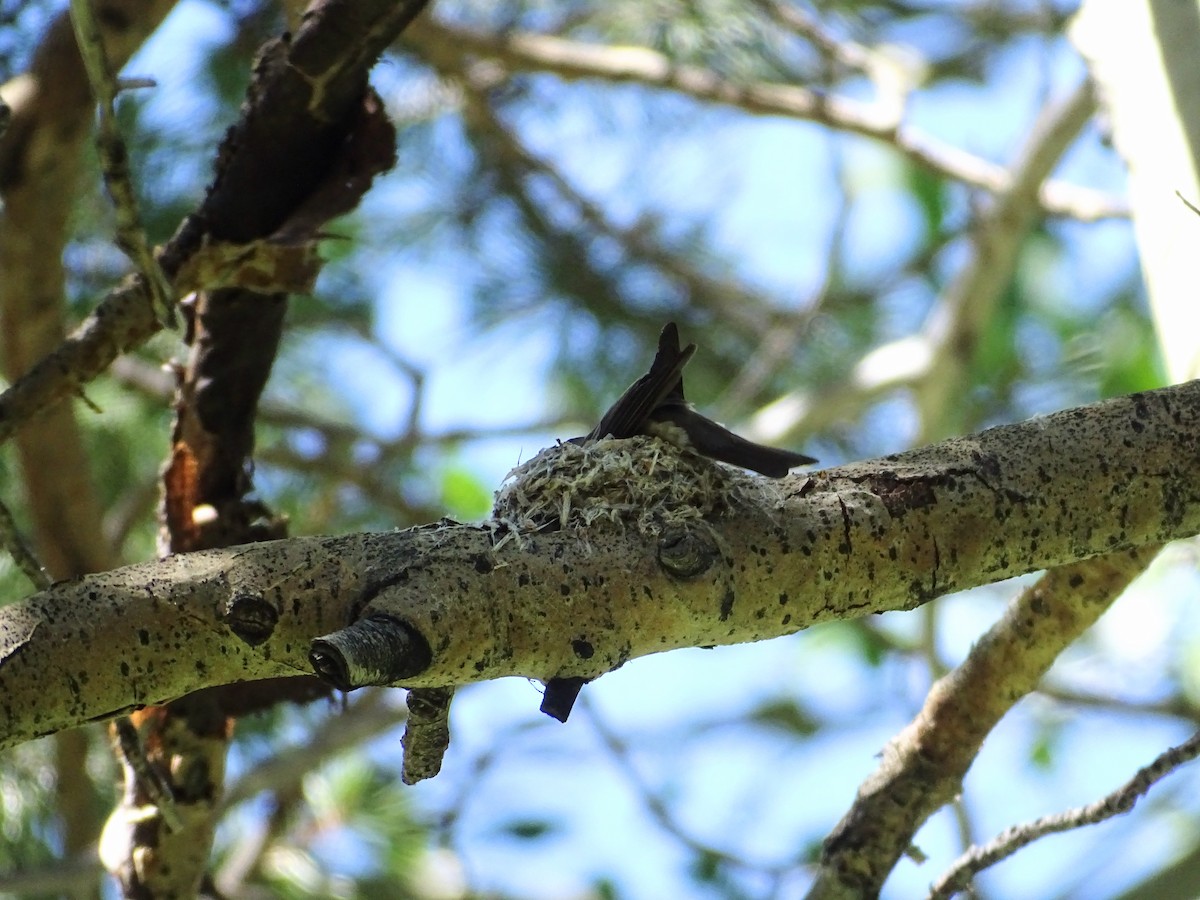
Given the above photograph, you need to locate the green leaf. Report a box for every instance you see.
[439,466,493,520]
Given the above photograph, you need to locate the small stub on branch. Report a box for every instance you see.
[401,687,455,785]
[309,614,431,691]
[540,677,587,723]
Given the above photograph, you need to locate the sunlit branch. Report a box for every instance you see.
[6,377,1198,751]
[752,78,1097,447]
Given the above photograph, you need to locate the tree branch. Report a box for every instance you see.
[2,379,1199,750]
[1074,0,1200,381]
[928,728,1200,898]
[0,0,431,448]
[749,77,1097,446]
[808,546,1157,899]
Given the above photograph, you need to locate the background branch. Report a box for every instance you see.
[411,17,1124,222]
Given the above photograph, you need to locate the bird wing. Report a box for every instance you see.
[588,322,696,439]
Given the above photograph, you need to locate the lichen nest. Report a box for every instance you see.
[491,435,779,536]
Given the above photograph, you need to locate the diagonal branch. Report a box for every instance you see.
[808,546,1158,899]
[913,77,1097,440]
[749,77,1097,447]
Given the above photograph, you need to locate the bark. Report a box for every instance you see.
[2,378,1198,750]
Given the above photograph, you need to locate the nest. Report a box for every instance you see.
[491,435,779,538]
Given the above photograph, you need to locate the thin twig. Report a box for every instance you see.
[755,0,876,72]
[928,730,1200,898]
[0,495,50,590]
[1176,189,1200,217]
[68,0,175,328]
[912,77,1097,438]
[1038,683,1200,723]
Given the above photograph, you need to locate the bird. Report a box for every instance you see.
[577,321,816,477]
[542,322,815,722]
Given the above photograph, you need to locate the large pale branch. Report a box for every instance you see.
[1074,0,1200,382]
[2,379,1198,750]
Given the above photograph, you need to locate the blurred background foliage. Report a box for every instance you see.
[3,0,1196,898]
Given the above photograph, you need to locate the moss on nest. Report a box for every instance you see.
[492,435,780,537]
